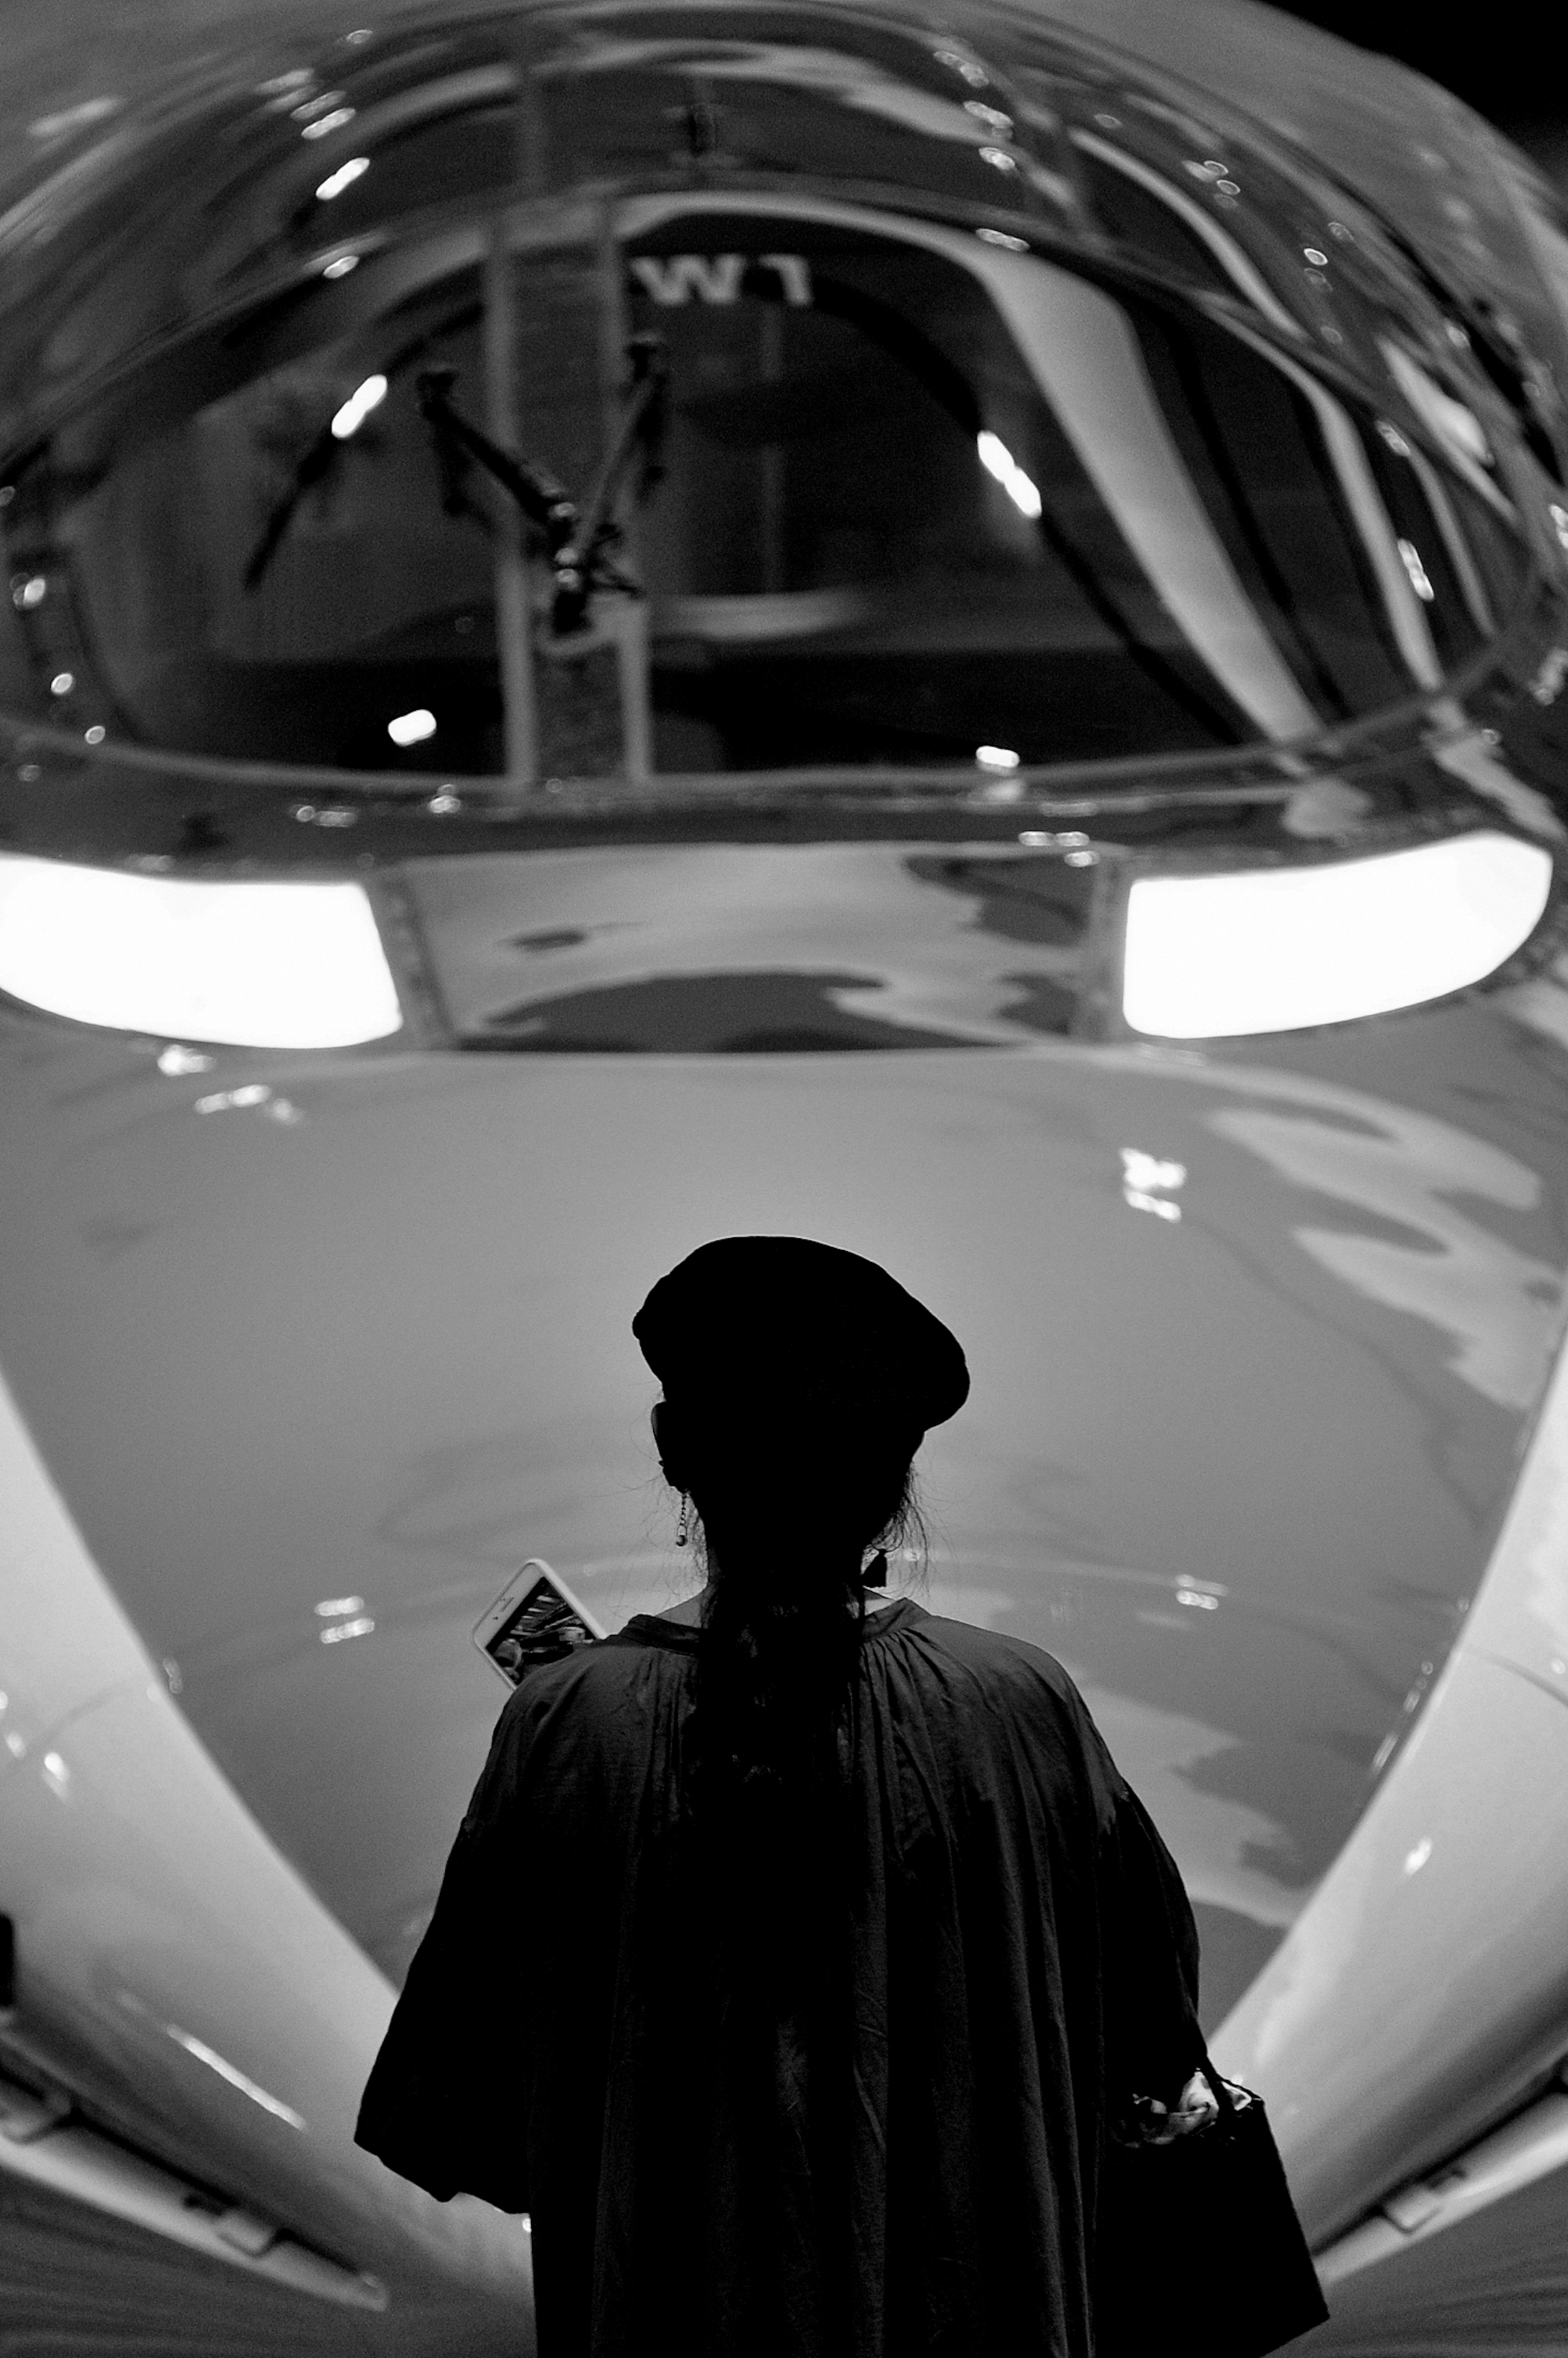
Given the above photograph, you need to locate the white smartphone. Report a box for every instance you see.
[472,1558,606,1686]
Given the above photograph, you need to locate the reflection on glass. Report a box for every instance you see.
[1,165,1530,780]
[302,109,356,143]
[330,374,388,440]
[315,156,369,201]
[976,430,1042,519]
[1396,537,1434,601]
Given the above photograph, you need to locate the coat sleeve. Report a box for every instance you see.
[1050,1667,1205,2108]
[1098,1774,1207,2108]
[354,1692,535,2211]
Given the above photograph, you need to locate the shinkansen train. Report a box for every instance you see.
[3,0,1568,2348]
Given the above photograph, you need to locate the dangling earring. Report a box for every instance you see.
[675,1495,689,1548]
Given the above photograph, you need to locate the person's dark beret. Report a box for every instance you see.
[633,1236,969,1432]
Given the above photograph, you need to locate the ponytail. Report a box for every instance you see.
[633,1238,964,1999]
[673,1409,924,1990]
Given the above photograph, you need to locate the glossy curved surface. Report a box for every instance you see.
[2,1,1568,2349]
[4,190,1526,778]
[0,1359,532,2347]
[1213,1097,1568,2239]
[3,988,1565,1995]
[0,0,1559,786]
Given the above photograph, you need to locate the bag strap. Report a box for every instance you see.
[1195,2037,1241,2117]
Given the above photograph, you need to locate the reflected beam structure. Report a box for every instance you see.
[618,188,1323,745]
[484,214,542,789]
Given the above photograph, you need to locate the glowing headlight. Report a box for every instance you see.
[1123,831,1552,1038]
[0,858,402,1048]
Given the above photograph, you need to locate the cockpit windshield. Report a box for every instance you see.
[1,197,1530,780]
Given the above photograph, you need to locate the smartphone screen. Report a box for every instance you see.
[473,1560,605,1686]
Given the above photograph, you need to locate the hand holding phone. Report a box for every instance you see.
[472,1559,606,1686]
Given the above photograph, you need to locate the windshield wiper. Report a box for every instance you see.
[559,330,670,629]
[416,362,577,569]
[416,332,668,635]
[242,421,343,593]
[242,301,488,592]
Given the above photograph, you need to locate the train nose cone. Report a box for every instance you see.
[4,964,1557,2033]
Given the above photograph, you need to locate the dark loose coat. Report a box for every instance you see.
[356,1600,1205,2358]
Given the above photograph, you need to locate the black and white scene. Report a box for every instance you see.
[1,0,1566,2352]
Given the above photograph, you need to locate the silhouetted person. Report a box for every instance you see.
[356,1236,1213,2356]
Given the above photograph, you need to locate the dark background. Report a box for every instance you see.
[1280,2,1565,183]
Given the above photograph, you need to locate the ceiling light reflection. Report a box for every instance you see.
[386,706,437,745]
[1121,1148,1186,1194]
[321,1616,375,1644]
[976,431,1042,520]
[331,374,387,439]
[0,858,402,1048]
[194,1083,272,1113]
[163,2025,306,2127]
[316,156,370,201]
[1397,538,1434,600]
[1125,1190,1180,1222]
[1123,831,1552,1037]
[28,96,123,140]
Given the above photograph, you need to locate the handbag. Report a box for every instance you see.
[1095,2045,1330,2358]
